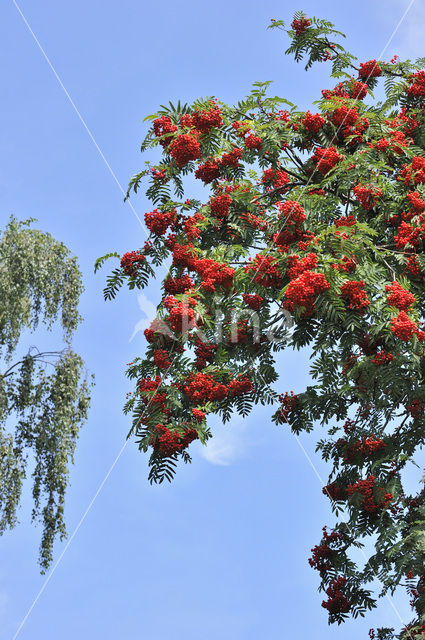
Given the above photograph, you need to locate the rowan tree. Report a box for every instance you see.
[99,12,425,638]
[0,216,92,571]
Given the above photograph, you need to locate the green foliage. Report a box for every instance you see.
[100,10,425,637]
[0,217,92,570]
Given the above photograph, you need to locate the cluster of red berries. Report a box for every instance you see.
[242,294,264,311]
[321,577,352,615]
[120,250,146,277]
[139,376,167,413]
[183,376,219,403]
[244,254,283,288]
[153,116,178,146]
[229,319,250,344]
[302,110,325,133]
[385,280,416,311]
[169,133,201,168]
[340,353,359,376]
[144,318,173,344]
[278,200,306,225]
[332,256,357,273]
[309,528,343,574]
[346,475,393,513]
[272,200,309,247]
[151,424,198,457]
[394,220,425,251]
[353,184,383,210]
[165,299,197,334]
[400,156,425,186]
[195,258,235,292]
[358,59,382,79]
[262,168,290,190]
[286,253,318,279]
[191,103,223,134]
[371,350,394,365]
[244,134,263,150]
[406,71,425,98]
[194,338,217,370]
[232,121,252,137]
[164,274,194,295]
[390,311,425,342]
[183,212,206,241]
[407,399,425,418]
[194,159,220,183]
[171,243,235,293]
[323,482,345,501]
[151,167,168,181]
[194,148,243,184]
[291,17,312,35]
[277,391,298,423]
[342,116,370,145]
[334,216,356,229]
[393,107,420,135]
[153,349,172,370]
[209,192,232,218]
[221,147,243,167]
[407,190,425,213]
[405,255,422,278]
[192,408,205,422]
[139,376,162,394]
[284,270,330,316]
[229,376,254,395]
[153,104,224,167]
[322,79,368,101]
[231,121,264,150]
[372,128,410,155]
[184,372,252,404]
[337,436,387,462]
[312,146,344,175]
[144,208,177,236]
[348,79,369,100]
[330,104,359,127]
[340,280,370,312]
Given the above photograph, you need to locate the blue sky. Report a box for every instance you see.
[0,0,423,638]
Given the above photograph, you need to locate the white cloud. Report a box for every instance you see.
[199,419,250,466]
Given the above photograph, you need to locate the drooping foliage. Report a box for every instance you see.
[99,12,425,637]
[0,216,92,570]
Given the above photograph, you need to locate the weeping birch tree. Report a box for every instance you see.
[0,216,92,571]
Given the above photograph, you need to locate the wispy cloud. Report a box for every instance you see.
[199,419,251,466]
